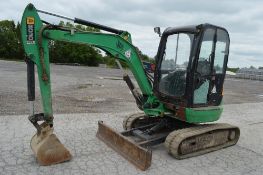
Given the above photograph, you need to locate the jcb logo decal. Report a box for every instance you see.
[26,17,35,44]
[26,17,35,25]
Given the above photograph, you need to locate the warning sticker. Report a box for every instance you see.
[26,17,35,44]
[125,49,131,59]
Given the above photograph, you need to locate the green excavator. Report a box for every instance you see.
[21,3,240,170]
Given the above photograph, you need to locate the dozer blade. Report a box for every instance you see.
[30,123,72,165]
[96,121,152,171]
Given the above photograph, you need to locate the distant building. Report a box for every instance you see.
[236,68,263,81]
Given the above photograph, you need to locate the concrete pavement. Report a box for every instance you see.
[1,102,263,175]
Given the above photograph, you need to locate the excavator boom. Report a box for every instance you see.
[21,3,164,167]
[21,3,240,170]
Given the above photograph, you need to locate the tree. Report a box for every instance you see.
[227,67,239,73]
[135,47,154,63]
[0,20,24,60]
[15,22,24,59]
[50,21,153,68]
[0,19,153,68]
[49,21,103,66]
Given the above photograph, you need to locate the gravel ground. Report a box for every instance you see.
[1,102,263,175]
[0,60,135,115]
[1,60,263,175]
[1,60,263,115]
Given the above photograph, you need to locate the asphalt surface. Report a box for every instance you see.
[1,60,263,115]
[1,60,263,175]
[0,60,136,115]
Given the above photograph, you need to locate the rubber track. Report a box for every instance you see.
[164,123,240,159]
[122,113,145,130]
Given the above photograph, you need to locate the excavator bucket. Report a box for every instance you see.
[30,123,72,165]
[96,121,152,171]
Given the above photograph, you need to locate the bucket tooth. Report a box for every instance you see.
[30,123,72,165]
[96,121,152,171]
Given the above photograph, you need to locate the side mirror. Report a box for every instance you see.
[154,27,161,37]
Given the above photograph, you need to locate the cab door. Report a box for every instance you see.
[193,27,230,107]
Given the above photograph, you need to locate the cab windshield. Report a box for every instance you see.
[159,33,194,97]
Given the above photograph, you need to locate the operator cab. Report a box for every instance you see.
[154,24,230,109]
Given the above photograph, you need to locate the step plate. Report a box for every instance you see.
[96,121,152,171]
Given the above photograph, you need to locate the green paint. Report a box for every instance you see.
[185,106,223,123]
[21,3,166,124]
[43,30,153,95]
[21,4,53,124]
[21,3,224,125]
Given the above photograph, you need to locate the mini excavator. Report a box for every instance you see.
[21,4,240,170]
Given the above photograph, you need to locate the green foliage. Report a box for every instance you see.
[0,20,153,68]
[50,41,102,66]
[49,21,103,66]
[135,47,155,63]
[0,20,24,60]
[100,55,117,68]
[227,67,239,73]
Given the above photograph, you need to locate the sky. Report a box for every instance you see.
[1,0,263,68]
